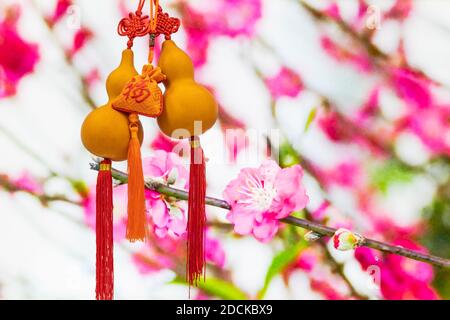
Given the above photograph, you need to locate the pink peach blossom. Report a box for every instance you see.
[0,12,39,98]
[321,36,372,73]
[144,151,189,238]
[224,160,308,242]
[181,0,262,67]
[205,232,226,268]
[356,87,380,124]
[132,230,226,274]
[264,67,303,100]
[323,3,341,20]
[390,67,432,110]
[12,172,44,195]
[407,105,450,156]
[150,132,182,154]
[328,161,364,188]
[214,0,262,37]
[385,0,413,21]
[68,27,93,59]
[47,0,72,26]
[355,240,439,300]
[295,248,320,272]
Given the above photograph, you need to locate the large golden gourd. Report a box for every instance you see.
[157,40,218,137]
[81,49,143,161]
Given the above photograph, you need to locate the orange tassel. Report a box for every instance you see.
[96,159,114,300]
[126,113,148,242]
[187,136,206,287]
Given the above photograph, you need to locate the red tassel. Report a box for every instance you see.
[96,159,114,300]
[187,136,207,288]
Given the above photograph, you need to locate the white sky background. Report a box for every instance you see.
[0,0,449,299]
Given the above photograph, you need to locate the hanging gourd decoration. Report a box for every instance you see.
[111,0,166,243]
[80,0,149,300]
[80,44,142,300]
[157,36,219,286]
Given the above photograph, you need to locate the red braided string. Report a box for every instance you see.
[117,0,180,48]
[154,6,180,40]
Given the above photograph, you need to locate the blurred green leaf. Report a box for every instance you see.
[421,197,450,299]
[258,241,307,299]
[371,160,415,194]
[70,179,89,198]
[172,277,247,300]
[304,107,318,133]
[279,141,301,168]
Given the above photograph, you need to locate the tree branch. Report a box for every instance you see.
[90,163,450,269]
[297,0,448,89]
[0,174,81,206]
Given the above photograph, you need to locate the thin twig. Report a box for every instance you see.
[90,163,450,269]
[297,0,449,89]
[0,174,81,206]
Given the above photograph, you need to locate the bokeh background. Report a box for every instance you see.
[0,0,449,300]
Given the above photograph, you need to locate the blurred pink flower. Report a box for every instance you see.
[133,230,226,275]
[321,36,372,73]
[47,0,72,26]
[150,132,181,154]
[224,160,308,242]
[328,161,364,188]
[12,172,43,194]
[356,87,380,124]
[84,68,101,89]
[132,235,180,275]
[264,67,303,100]
[144,150,189,238]
[183,6,211,68]
[318,110,354,142]
[310,278,348,300]
[390,67,432,109]
[181,0,262,67]
[295,248,319,272]
[310,201,330,221]
[214,0,262,37]
[68,27,93,58]
[0,13,39,98]
[355,240,439,300]
[323,3,341,20]
[407,105,450,156]
[205,232,226,268]
[308,160,363,190]
[287,247,351,299]
[385,0,413,21]
[356,0,369,21]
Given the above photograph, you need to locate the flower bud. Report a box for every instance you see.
[304,231,322,242]
[333,228,363,251]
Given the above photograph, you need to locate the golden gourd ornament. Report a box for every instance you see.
[80,47,143,300]
[80,0,216,299]
[81,49,143,161]
[157,40,218,137]
[157,39,218,287]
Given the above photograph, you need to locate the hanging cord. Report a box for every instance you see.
[118,0,150,49]
[148,0,160,63]
[118,0,179,49]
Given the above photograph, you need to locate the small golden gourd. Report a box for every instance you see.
[81,49,143,161]
[157,40,218,137]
